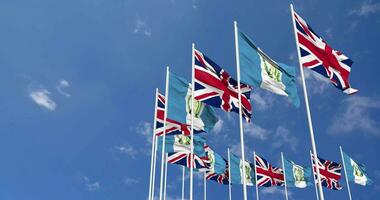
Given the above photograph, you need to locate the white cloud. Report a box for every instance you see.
[136,121,153,143]
[29,89,57,111]
[349,1,380,16]
[83,176,100,191]
[56,79,71,97]
[250,91,275,111]
[300,70,330,95]
[244,122,270,140]
[328,96,380,135]
[272,126,298,152]
[123,176,139,185]
[132,19,152,37]
[115,144,137,158]
[212,118,224,134]
[261,187,291,198]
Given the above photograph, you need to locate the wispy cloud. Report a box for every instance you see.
[328,96,380,136]
[272,126,298,152]
[261,187,291,198]
[29,89,57,111]
[244,122,270,140]
[349,1,380,16]
[250,91,275,111]
[301,69,331,95]
[136,121,153,143]
[212,118,224,134]
[56,79,71,97]
[132,19,152,37]
[83,176,100,191]
[115,144,137,158]
[123,176,139,185]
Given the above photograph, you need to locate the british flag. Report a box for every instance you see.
[194,49,253,122]
[255,154,284,187]
[155,93,202,136]
[167,151,210,170]
[293,10,358,94]
[311,154,343,190]
[206,161,230,185]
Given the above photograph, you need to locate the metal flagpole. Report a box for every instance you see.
[281,152,289,200]
[164,153,168,200]
[340,146,353,200]
[190,43,195,200]
[151,132,159,200]
[159,67,170,200]
[310,151,320,200]
[233,20,248,200]
[148,89,159,200]
[204,172,207,200]
[290,4,324,200]
[253,152,259,200]
[228,148,232,200]
[182,166,185,200]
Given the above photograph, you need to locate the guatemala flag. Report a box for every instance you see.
[167,72,218,133]
[283,157,313,188]
[238,31,300,107]
[342,151,372,186]
[230,153,255,186]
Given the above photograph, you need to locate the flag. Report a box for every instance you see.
[238,31,300,107]
[157,135,206,156]
[255,154,284,187]
[230,153,255,186]
[311,154,343,190]
[342,151,372,186]
[167,72,218,133]
[194,49,253,121]
[293,9,358,94]
[206,165,230,185]
[155,92,192,136]
[167,151,209,170]
[283,158,313,188]
[204,145,227,175]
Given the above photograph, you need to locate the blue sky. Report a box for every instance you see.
[0,0,380,199]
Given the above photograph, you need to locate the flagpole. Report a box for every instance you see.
[148,89,159,200]
[182,166,185,200]
[290,4,324,200]
[253,151,259,200]
[281,152,289,200]
[228,148,232,200]
[190,43,195,200]
[159,67,170,200]
[163,153,168,200]
[340,146,353,200]
[151,131,159,200]
[234,20,248,200]
[204,172,207,200]
[310,150,320,200]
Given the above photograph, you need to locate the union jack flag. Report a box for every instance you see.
[194,49,253,122]
[206,162,230,185]
[255,154,284,187]
[293,10,358,94]
[167,151,210,170]
[155,93,202,136]
[311,154,343,190]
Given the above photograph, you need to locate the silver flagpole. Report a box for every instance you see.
[204,172,207,200]
[233,20,248,200]
[340,146,353,200]
[151,131,159,200]
[148,89,159,200]
[190,43,195,200]
[310,150,320,200]
[163,153,168,200]
[253,152,259,200]
[182,166,185,200]
[281,152,289,200]
[159,67,170,200]
[228,148,232,200]
[290,4,324,200]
